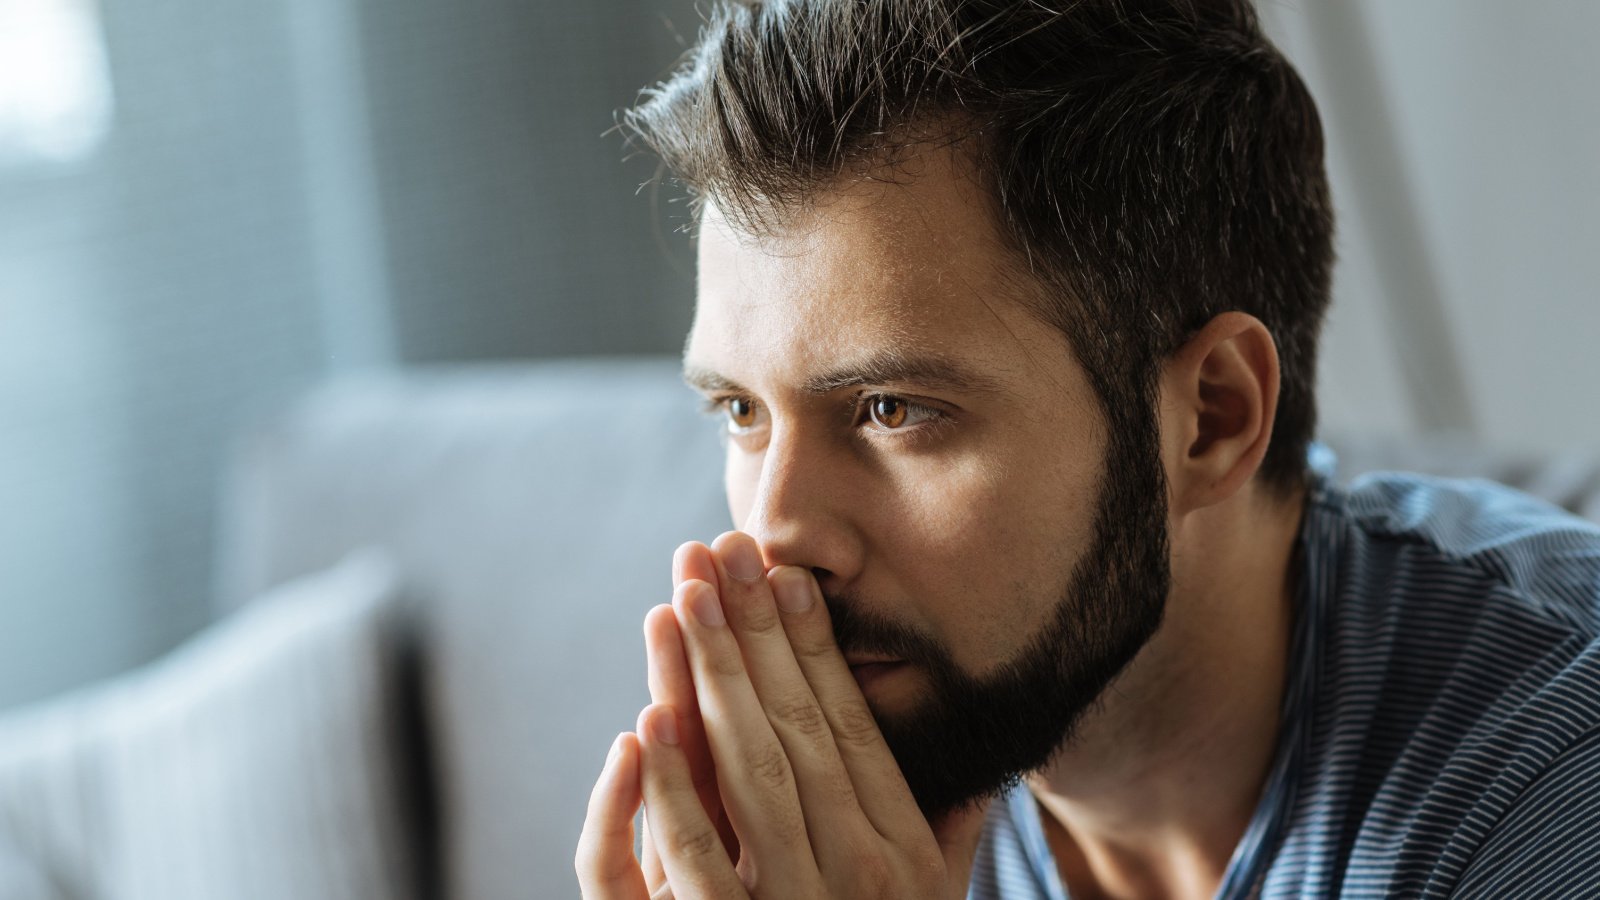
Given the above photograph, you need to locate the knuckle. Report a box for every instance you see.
[831,701,883,749]
[573,834,606,883]
[793,632,837,663]
[906,849,946,888]
[664,822,721,861]
[826,773,860,808]
[744,743,793,791]
[769,692,829,738]
[736,594,784,635]
[847,849,891,893]
[572,837,593,876]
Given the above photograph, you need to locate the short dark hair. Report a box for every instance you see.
[623,0,1334,494]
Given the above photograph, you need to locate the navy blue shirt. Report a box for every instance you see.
[969,446,1600,898]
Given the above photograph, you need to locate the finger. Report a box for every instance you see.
[672,541,721,593]
[646,604,711,796]
[637,704,748,900]
[672,578,821,886]
[640,811,665,895]
[643,605,737,882]
[705,533,870,847]
[658,542,735,880]
[643,814,722,900]
[645,605,729,817]
[666,544,729,812]
[767,565,928,845]
[576,733,650,900]
[665,538,732,851]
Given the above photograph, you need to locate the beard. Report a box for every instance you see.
[825,425,1171,821]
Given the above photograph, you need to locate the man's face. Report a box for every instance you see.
[683,149,1170,818]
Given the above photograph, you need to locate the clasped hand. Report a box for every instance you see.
[576,532,988,899]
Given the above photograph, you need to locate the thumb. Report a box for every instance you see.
[930,798,992,892]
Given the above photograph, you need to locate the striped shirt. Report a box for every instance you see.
[969,445,1600,898]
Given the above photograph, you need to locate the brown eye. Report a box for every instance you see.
[870,396,908,429]
[727,397,758,429]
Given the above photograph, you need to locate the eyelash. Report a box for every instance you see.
[701,393,949,440]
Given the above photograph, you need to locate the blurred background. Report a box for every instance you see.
[1,0,710,711]
[0,0,1597,799]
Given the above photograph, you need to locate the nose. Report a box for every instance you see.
[731,425,864,588]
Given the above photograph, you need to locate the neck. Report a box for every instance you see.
[1027,483,1307,900]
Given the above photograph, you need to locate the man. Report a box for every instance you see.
[576,0,1600,897]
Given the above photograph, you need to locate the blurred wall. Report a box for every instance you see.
[1265,0,1600,450]
[1,0,332,711]
[358,0,700,362]
[0,0,699,710]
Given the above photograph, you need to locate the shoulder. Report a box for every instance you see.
[1281,470,1600,893]
[1439,721,1600,897]
[1312,466,1600,742]
[1310,470,1600,736]
[1310,470,1600,693]
[1337,470,1600,633]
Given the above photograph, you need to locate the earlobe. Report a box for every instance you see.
[1164,312,1280,515]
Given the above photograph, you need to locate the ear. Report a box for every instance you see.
[1159,311,1280,517]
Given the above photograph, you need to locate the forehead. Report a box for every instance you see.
[685,146,1075,395]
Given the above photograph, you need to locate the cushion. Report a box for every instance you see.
[214,359,732,900]
[0,550,430,900]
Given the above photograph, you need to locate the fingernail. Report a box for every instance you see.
[773,567,815,613]
[724,536,763,582]
[606,732,625,764]
[650,708,679,745]
[687,581,725,628]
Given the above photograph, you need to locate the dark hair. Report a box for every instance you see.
[622,0,1334,494]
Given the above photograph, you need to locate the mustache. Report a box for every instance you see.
[823,589,948,667]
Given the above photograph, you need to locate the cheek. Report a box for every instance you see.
[882,446,1101,671]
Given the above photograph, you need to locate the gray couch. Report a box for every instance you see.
[217,358,732,900]
[3,358,1597,900]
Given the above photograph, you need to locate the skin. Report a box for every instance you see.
[576,144,1307,899]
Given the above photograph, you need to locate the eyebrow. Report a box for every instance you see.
[682,352,1007,398]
